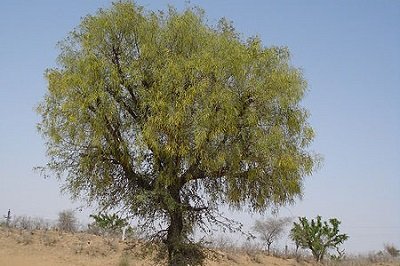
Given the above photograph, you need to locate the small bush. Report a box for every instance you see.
[384,243,400,257]
[16,231,34,245]
[12,216,33,230]
[73,242,84,254]
[32,218,51,230]
[57,210,77,233]
[41,232,58,246]
[9,216,52,231]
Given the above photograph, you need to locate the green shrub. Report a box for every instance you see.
[290,216,349,262]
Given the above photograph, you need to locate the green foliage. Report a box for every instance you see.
[89,212,131,237]
[290,216,349,262]
[38,1,318,265]
[90,213,127,231]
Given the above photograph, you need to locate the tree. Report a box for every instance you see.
[290,216,349,262]
[38,2,317,265]
[57,210,78,233]
[384,243,400,258]
[252,217,291,254]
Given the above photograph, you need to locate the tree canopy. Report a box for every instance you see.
[38,2,317,265]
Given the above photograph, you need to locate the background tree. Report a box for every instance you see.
[57,210,78,233]
[290,216,349,262]
[384,243,400,258]
[252,217,291,254]
[38,2,317,265]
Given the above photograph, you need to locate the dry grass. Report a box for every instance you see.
[0,226,399,266]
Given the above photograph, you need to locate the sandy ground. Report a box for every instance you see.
[0,227,308,266]
[0,227,398,266]
[0,229,122,266]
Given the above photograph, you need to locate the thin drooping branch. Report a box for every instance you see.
[105,43,139,121]
[86,101,153,191]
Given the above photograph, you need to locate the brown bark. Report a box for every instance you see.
[166,209,185,266]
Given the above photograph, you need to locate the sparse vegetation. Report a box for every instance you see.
[13,216,33,230]
[204,235,238,252]
[118,254,131,266]
[1,221,399,265]
[7,215,51,231]
[16,231,34,245]
[104,237,119,252]
[41,232,58,246]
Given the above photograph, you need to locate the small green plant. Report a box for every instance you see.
[90,213,127,231]
[290,216,349,262]
[89,212,131,238]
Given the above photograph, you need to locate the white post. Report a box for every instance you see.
[121,225,127,241]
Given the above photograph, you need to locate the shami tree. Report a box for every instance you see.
[38,2,317,265]
[290,216,349,262]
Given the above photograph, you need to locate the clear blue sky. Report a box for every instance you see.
[0,0,399,253]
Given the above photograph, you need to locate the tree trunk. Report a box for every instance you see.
[311,249,323,262]
[164,170,204,266]
[319,247,326,262]
[166,209,185,266]
[165,178,187,266]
